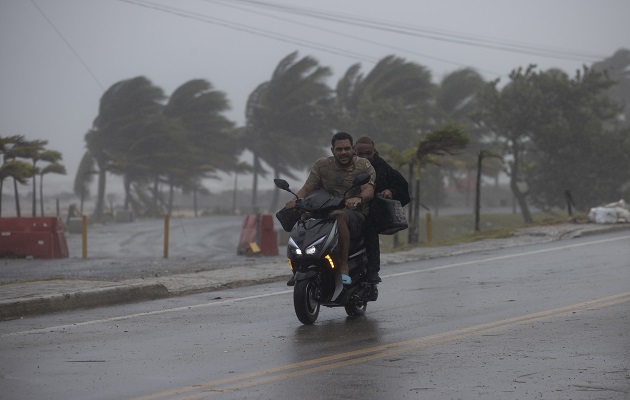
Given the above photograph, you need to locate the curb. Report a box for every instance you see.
[167,276,290,297]
[569,224,630,238]
[0,283,169,321]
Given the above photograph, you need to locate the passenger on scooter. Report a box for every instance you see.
[355,136,410,283]
[285,132,375,286]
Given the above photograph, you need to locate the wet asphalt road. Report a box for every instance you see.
[1,231,629,399]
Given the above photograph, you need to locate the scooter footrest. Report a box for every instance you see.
[363,284,378,302]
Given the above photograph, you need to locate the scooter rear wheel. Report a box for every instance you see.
[344,301,367,317]
[294,280,320,325]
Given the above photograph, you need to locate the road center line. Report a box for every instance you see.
[3,234,628,338]
[132,292,630,400]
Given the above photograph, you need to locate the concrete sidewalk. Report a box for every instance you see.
[1,222,628,321]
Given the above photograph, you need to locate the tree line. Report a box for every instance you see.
[0,136,66,217]
[3,49,629,239]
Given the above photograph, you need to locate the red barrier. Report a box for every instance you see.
[236,214,278,256]
[0,217,69,259]
[237,214,258,255]
[259,214,278,256]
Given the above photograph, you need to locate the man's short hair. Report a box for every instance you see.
[356,136,375,146]
[331,132,354,147]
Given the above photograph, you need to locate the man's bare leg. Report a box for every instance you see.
[332,211,350,276]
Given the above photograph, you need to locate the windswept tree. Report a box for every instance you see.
[2,137,38,217]
[592,48,630,128]
[82,77,238,218]
[244,51,334,212]
[127,117,190,216]
[163,79,239,215]
[433,68,493,209]
[38,150,66,216]
[476,66,541,223]
[85,76,166,221]
[0,135,32,217]
[73,152,96,214]
[13,140,65,217]
[523,67,629,210]
[409,125,470,243]
[335,55,434,150]
[434,68,486,126]
[476,64,629,220]
[16,139,49,217]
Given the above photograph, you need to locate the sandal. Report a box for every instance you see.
[342,274,352,285]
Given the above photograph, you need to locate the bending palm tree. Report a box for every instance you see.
[38,150,65,216]
[86,76,165,221]
[244,51,334,212]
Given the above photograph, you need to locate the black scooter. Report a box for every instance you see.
[274,174,378,325]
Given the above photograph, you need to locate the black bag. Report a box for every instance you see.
[275,207,301,232]
[371,195,408,235]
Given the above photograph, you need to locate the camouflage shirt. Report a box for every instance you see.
[305,156,376,214]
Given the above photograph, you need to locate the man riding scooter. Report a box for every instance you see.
[285,132,375,286]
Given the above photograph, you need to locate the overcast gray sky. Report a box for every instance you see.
[1,0,629,194]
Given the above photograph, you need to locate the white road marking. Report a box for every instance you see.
[3,234,628,338]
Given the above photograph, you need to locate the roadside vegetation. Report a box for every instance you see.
[2,49,629,244]
[380,211,577,251]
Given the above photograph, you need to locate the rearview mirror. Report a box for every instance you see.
[352,173,371,187]
[274,179,290,191]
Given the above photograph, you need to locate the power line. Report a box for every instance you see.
[221,0,606,62]
[118,0,604,81]
[204,0,505,77]
[118,0,506,78]
[30,0,105,91]
[117,0,380,64]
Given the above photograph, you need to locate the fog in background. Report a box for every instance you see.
[1,0,629,197]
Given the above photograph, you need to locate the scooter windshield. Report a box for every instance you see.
[300,190,344,212]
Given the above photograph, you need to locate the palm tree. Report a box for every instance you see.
[434,68,486,125]
[408,125,470,243]
[19,140,49,217]
[0,136,22,216]
[334,55,438,239]
[0,161,32,217]
[244,51,334,212]
[335,55,434,150]
[434,68,498,209]
[1,135,33,217]
[2,137,37,217]
[85,76,166,221]
[73,152,96,214]
[113,117,188,216]
[38,150,66,216]
[163,79,239,214]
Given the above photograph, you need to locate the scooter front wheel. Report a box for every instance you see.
[294,280,320,325]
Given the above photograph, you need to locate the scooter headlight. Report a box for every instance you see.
[305,236,326,256]
[288,237,302,255]
[289,235,327,256]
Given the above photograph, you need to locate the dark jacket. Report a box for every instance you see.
[370,153,410,207]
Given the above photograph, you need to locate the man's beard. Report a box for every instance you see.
[336,154,352,166]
